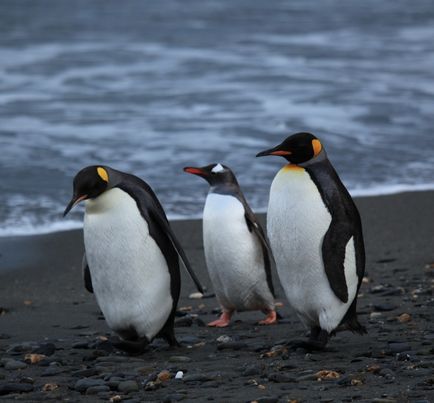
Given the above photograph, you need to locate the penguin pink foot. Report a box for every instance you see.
[258,310,278,325]
[207,311,233,327]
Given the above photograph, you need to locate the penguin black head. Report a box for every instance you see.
[183,163,238,187]
[63,166,110,216]
[256,132,324,164]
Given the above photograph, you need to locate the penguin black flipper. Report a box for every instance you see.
[306,160,365,304]
[243,203,275,297]
[149,207,205,295]
[82,254,93,293]
[117,175,205,295]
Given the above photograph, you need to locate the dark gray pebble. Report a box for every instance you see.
[32,343,56,356]
[41,366,65,376]
[96,355,131,363]
[0,383,34,395]
[168,356,192,363]
[86,385,110,395]
[242,364,262,377]
[163,393,185,402]
[179,335,200,344]
[374,304,398,312]
[117,380,139,393]
[72,368,100,377]
[217,341,247,351]
[183,373,213,383]
[251,397,278,403]
[388,342,412,353]
[268,373,297,383]
[175,316,193,327]
[74,378,105,393]
[72,341,90,349]
[4,360,27,370]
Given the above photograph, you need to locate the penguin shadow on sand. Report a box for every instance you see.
[64,165,206,355]
[183,163,281,328]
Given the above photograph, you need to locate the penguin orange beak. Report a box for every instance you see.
[183,167,207,177]
[256,146,292,157]
[63,194,88,217]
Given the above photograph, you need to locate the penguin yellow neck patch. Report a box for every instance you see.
[97,167,109,182]
[312,139,322,157]
[282,164,304,172]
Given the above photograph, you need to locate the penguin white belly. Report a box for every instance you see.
[267,166,358,332]
[203,193,273,311]
[83,188,172,341]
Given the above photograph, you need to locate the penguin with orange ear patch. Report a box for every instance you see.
[64,165,204,353]
[257,132,366,350]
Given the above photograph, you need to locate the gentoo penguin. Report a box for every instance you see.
[256,132,366,349]
[63,165,204,352]
[184,163,277,327]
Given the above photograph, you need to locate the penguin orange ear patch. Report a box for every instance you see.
[97,167,109,182]
[312,139,322,157]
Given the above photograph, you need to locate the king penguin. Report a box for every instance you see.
[256,132,366,350]
[63,165,204,353]
[184,163,277,327]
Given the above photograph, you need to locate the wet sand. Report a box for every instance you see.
[0,191,433,402]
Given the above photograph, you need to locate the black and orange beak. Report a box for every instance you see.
[256,145,292,158]
[183,167,208,177]
[63,194,88,217]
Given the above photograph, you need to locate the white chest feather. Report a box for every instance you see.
[267,166,357,331]
[203,193,273,311]
[83,188,172,340]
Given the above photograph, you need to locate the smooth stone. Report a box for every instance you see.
[0,383,34,395]
[216,341,247,351]
[163,393,185,401]
[175,316,193,327]
[242,364,261,376]
[183,373,213,383]
[72,342,90,349]
[41,366,65,376]
[72,368,100,377]
[168,356,192,363]
[268,373,296,383]
[96,355,131,363]
[253,398,279,403]
[374,304,398,312]
[388,342,411,353]
[32,343,56,356]
[86,385,110,395]
[117,380,139,393]
[5,360,27,370]
[75,378,105,392]
[179,336,200,344]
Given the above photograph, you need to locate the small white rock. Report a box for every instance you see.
[216,335,232,344]
[188,292,203,299]
[175,371,184,380]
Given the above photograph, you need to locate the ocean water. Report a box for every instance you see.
[1,0,434,236]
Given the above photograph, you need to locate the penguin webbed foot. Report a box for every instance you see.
[109,336,149,356]
[286,327,330,352]
[258,309,278,325]
[207,310,233,327]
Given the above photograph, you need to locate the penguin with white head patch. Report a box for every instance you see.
[64,165,204,353]
[256,132,366,350]
[184,163,278,327]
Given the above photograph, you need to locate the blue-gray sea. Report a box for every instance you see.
[1,0,434,236]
